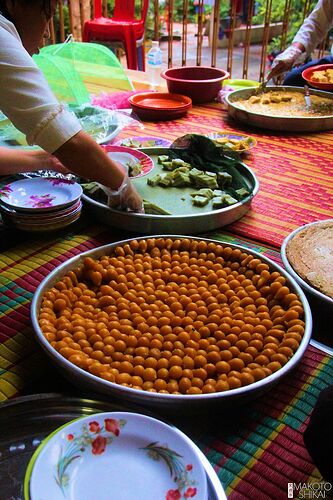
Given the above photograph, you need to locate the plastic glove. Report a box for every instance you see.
[100,175,144,213]
[267,45,306,81]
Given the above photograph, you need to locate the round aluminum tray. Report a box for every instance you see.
[281,219,333,311]
[0,393,225,500]
[31,235,312,412]
[82,147,259,235]
[226,86,333,132]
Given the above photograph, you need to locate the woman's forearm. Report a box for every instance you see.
[53,130,125,190]
[0,146,63,175]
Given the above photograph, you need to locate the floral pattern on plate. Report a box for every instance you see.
[56,417,126,494]
[0,178,82,211]
[0,184,13,198]
[143,442,198,499]
[27,412,207,500]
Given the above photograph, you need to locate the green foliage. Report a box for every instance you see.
[253,0,317,53]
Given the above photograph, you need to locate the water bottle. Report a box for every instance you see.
[147,41,163,89]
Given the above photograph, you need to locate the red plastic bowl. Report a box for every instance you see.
[161,66,230,103]
[302,64,333,91]
[129,92,192,121]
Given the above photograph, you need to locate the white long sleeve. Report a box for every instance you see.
[292,0,333,55]
[0,14,82,153]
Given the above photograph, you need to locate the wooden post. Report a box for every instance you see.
[68,0,91,41]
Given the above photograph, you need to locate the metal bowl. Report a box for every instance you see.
[226,86,333,132]
[281,220,333,312]
[82,147,259,235]
[31,235,312,412]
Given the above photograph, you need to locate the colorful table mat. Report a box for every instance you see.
[117,103,333,248]
[0,223,332,498]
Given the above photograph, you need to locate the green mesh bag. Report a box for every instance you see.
[0,42,133,149]
[33,53,90,106]
[37,41,134,100]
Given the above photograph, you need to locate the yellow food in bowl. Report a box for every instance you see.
[311,69,333,83]
[39,238,305,395]
[235,90,333,117]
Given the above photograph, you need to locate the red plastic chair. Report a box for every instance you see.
[83,0,149,71]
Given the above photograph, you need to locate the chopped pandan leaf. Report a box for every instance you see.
[143,201,172,215]
[236,187,250,198]
[81,181,99,192]
[158,174,173,187]
[171,158,192,168]
[161,161,176,171]
[189,170,218,189]
[192,195,209,207]
[217,172,232,188]
[147,174,162,187]
[172,171,192,187]
[213,189,225,197]
[157,155,169,164]
[128,162,142,177]
[169,134,249,191]
[211,197,225,209]
[223,194,238,206]
[190,188,215,199]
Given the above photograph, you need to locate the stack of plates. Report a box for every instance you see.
[0,177,83,232]
[24,412,214,500]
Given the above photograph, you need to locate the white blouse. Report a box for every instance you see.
[293,0,333,55]
[0,14,81,153]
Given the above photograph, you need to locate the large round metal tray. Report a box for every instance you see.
[31,235,312,412]
[226,86,333,132]
[281,219,333,311]
[82,147,259,235]
[0,393,225,500]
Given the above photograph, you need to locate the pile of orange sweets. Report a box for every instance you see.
[38,238,306,395]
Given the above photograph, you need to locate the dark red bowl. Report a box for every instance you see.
[302,64,333,91]
[161,66,230,103]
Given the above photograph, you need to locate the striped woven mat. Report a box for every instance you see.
[1,222,333,498]
[118,103,333,248]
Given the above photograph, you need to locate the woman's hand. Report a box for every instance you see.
[267,44,305,81]
[106,173,144,213]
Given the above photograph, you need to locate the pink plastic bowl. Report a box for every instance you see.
[161,66,230,103]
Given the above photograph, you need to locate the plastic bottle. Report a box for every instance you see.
[147,41,163,89]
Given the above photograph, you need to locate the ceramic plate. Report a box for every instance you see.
[115,136,172,148]
[207,132,257,153]
[102,145,154,178]
[0,178,82,211]
[26,412,207,500]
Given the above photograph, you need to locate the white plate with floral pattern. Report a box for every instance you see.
[0,178,82,211]
[25,412,207,500]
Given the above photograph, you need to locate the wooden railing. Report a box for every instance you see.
[50,0,329,82]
